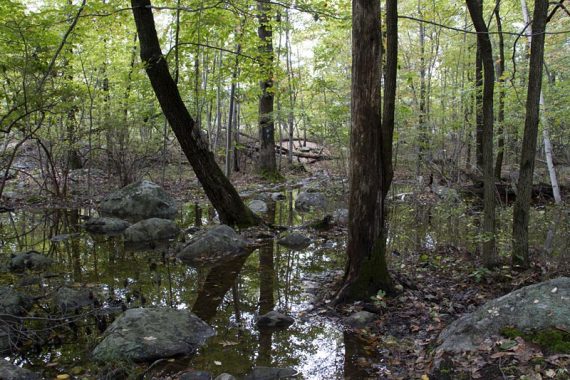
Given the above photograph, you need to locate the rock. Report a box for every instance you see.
[271,192,286,201]
[84,217,130,235]
[256,311,294,329]
[215,374,237,380]
[249,200,268,214]
[295,191,326,212]
[0,287,33,318]
[0,359,42,380]
[244,367,297,380]
[345,311,376,328]
[9,251,52,272]
[277,233,311,250]
[332,208,349,226]
[54,287,97,314]
[99,180,178,221]
[179,370,213,380]
[123,218,180,243]
[177,225,251,265]
[92,308,214,362]
[437,277,570,353]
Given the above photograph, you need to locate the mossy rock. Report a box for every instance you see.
[501,326,570,354]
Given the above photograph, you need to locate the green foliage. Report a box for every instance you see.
[501,327,570,354]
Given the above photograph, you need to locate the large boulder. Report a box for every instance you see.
[176,225,251,265]
[84,217,130,235]
[99,180,178,221]
[295,191,326,212]
[123,218,180,243]
[0,287,33,318]
[92,308,214,362]
[437,277,570,353]
[9,251,52,272]
[0,359,42,380]
[54,287,97,314]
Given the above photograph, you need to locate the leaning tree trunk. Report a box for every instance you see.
[257,0,277,177]
[512,0,548,268]
[466,0,497,268]
[131,0,259,227]
[335,0,396,303]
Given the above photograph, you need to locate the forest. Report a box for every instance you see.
[0,0,569,379]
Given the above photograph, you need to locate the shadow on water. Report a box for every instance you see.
[0,187,567,379]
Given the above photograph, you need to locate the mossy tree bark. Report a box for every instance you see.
[131,0,260,228]
[335,0,397,303]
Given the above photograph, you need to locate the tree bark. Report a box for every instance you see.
[131,0,260,227]
[257,0,278,176]
[494,1,506,180]
[474,0,484,172]
[466,0,497,268]
[336,0,395,303]
[513,0,548,267]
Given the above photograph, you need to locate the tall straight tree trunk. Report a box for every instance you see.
[513,0,548,267]
[474,0,484,172]
[466,0,497,268]
[494,1,506,180]
[257,0,277,176]
[336,0,396,302]
[131,0,259,227]
[417,0,427,178]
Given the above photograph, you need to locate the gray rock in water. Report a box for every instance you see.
[249,199,268,214]
[179,370,213,380]
[332,208,349,226]
[99,180,178,221]
[295,191,326,212]
[0,359,42,380]
[84,217,130,235]
[437,277,570,353]
[271,192,286,201]
[256,311,294,329]
[9,251,52,272]
[244,367,297,380]
[277,233,311,250]
[123,218,180,243]
[215,374,237,380]
[177,225,251,265]
[54,287,96,314]
[92,308,214,362]
[0,287,32,318]
[345,311,376,328]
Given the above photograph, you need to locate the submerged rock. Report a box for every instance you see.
[99,180,178,221]
[123,218,180,243]
[84,217,130,235]
[176,225,251,265]
[214,374,236,380]
[0,359,42,380]
[437,277,570,353]
[249,199,268,214]
[9,251,52,272]
[54,287,97,314]
[92,308,214,362]
[179,370,213,380]
[295,191,326,212]
[256,311,294,329]
[277,233,311,250]
[244,367,297,380]
[0,287,33,318]
[345,311,376,328]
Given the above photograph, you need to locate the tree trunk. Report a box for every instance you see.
[474,0,484,172]
[513,0,548,267]
[131,0,260,227]
[466,0,497,268]
[257,0,277,176]
[336,0,395,303]
[494,1,506,180]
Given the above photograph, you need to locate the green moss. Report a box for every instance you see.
[500,326,570,354]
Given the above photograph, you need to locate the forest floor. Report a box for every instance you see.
[2,153,570,379]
